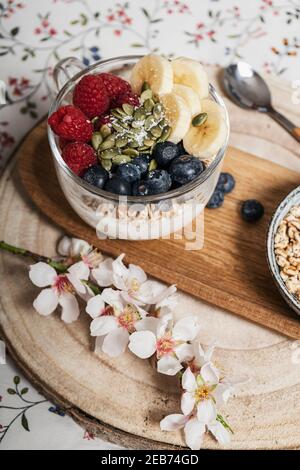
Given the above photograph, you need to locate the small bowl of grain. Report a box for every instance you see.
[267,185,300,315]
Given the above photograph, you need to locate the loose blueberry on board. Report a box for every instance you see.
[241,199,264,222]
[117,163,141,183]
[105,175,132,195]
[169,155,204,185]
[206,189,224,209]
[146,169,172,194]
[132,180,152,196]
[82,165,109,189]
[153,141,181,168]
[131,154,149,177]
[217,172,235,194]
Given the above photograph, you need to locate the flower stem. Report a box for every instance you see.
[0,241,69,273]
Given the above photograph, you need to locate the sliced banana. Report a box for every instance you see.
[172,57,209,99]
[183,99,227,161]
[172,84,201,117]
[130,54,173,96]
[160,93,191,144]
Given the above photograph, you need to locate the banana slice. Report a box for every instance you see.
[172,57,209,99]
[160,93,191,144]
[183,99,227,161]
[173,84,201,117]
[130,54,173,95]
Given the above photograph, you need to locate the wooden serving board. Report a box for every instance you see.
[2,155,300,450]
[17,120,300,338]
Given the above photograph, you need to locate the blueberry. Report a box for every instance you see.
[117,163,141,182]
[217,172,235,194]
[169,155,204,185]
[82,165,108,189]
[206,189,224,209]
[176,141,187,156]
[241,199,264,222]
[153,141,181,168]
[132,180,152,196]
[105,175,131,195]
[146,169,172,194]
[132,154,149,177]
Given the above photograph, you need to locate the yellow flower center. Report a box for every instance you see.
[130,278,140,292]
[118,305,140,333]
[156,333,175,358]
[194,385,211,402]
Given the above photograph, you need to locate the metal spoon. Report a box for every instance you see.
[223,62,300,142]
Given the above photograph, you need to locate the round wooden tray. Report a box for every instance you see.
[1,68,300,449]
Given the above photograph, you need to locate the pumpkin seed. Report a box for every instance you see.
[192,112,208,127]
[144,98,155,113]
[133,108,146,121]
[112,122,124,133]
[112,154,132,165]
[150,125,162,138]
[116,137,128,148]
[131,120,144,129]
[115,107,127,116]
[137,145,149,152]
[101,159,112,172]
[128,139,140,148]
[99,148,119,159]
[140,89,153,103]
[91,132,103,150]
[98,135,115,151]
[160,125,171,141]
[111,109,123,119]
[153,102,163,119]
[143,138,155,147]
[123,148,139,157]
[100,124,111,138]
[122,103,134,115]
[148,159,157,171]
[142,81,150,92]
[144,115,156,131]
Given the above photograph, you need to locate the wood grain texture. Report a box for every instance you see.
[17,120,300,338]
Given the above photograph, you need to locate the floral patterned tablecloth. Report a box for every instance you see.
[0,0,300,450]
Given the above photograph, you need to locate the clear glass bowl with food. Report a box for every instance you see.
[48,54,229,240]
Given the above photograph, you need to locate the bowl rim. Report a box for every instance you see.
[266,184,300,313]
[47,54,230,204]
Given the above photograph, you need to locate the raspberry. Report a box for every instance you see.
[62,142,97,176]
[48,105,93,142]
[98,73,131,107]
[73,75,110,118]
[114,91,140,108]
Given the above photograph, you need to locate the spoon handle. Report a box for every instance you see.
[267,107,300,143]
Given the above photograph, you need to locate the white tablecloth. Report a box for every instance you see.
[1,0,300,450]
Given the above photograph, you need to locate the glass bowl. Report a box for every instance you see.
[48,55,230,240]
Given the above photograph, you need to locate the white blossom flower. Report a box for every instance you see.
[160,413,231,450]
[92,253,176,307]
[180,366,233,423]
[29,262,80,323]
[58,236,103,269]
[86,288,147,357]
[128,315,199,375]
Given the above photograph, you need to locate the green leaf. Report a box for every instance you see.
[80,13,88,26]
[131,43,144,48]
[150,18,162,23]
[14,376,20,385]
[70,19,79,25]
[94,12,100,18]
[7,388,16,394]
[141,8,150,19]
[21,387,29,395]
[64,30,73,37]
[10,27,19,36]
[21,413,30,432]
